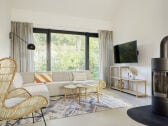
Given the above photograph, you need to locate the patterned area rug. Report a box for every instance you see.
[0,94,130,125]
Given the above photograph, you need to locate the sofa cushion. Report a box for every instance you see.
[71,70,91,80]
[46,81,73,85]
[52,72,72,82]
[72,72,87,81]
[34,72,52,83]
[85,70,91,80]
[20,72,34,84]
[46,81,72,96]
[22,83,44,87]
[73,80,98,84]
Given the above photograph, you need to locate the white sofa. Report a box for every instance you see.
[13,71,98,97]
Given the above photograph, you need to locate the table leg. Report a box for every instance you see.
[97,86,99,103]
[72,89,74,99]
[64,88,66,101]
[85,88,87,99]
[145,81,146,96]
[78,88,81,105]
[75,88,78,101]
[136,82,138,97]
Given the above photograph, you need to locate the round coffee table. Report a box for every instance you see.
[63,85,78,102]
[76,83,99,105]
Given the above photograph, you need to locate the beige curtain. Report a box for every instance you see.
[10,21,34,72]
[98,30,113,88]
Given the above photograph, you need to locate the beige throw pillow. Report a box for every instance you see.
[73,72,87,81]
[11,73,23,89]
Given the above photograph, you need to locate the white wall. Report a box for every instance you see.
[11,9,113,33]
[11,0,168,96]
[112,0,168,95]
[0,0,11,58]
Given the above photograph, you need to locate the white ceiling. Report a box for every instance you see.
[11,0,122,21]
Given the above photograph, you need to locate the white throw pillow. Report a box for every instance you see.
[11,73,23,89]
[73,72,87,81]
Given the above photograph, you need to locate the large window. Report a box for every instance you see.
[33,28,99,79]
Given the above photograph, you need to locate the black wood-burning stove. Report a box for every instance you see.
[152,36,168,116]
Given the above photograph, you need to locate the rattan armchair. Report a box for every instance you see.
[0,58,48,125]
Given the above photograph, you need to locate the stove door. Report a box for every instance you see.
[152,71,168,98]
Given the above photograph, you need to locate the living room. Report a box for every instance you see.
[0,0,168,126]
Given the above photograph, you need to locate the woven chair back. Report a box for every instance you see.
[0,58,16,107]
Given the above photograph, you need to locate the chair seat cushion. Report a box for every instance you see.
[5,97,26,107]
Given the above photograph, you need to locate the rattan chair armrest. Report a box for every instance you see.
[0,95,48,120]
[7,88,32,98]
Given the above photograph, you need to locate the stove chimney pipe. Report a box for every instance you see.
[160,36,168,58]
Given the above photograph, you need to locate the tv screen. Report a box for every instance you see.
[114,41,138,63]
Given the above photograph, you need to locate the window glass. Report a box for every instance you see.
[51,33,85,71]
[89,37,100,79]
[33,33,47,71]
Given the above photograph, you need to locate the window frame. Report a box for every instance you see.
[33,28,98,71]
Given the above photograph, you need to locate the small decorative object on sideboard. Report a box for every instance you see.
[129,67,138,80]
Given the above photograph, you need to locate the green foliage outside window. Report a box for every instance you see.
[33,33,47,71]
[89,37,100,80]
[51,33,85,71]
[33,33,100,80]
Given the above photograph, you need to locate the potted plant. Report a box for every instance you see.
[129,67,138,80]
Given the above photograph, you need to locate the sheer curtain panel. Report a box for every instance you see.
[10,21,34,72]
[98,30,113,88]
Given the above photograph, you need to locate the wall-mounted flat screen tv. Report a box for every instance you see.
[114,40,138,63]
